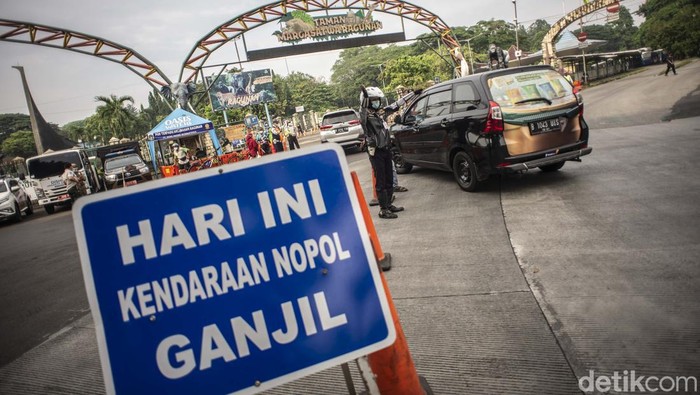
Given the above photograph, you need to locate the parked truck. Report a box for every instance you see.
[26,148,101,214]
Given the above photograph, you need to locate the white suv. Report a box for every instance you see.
[0,177,33,223]
[319,109,365,151]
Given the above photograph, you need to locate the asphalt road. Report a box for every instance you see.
[0,60,698,393]
[0,206,89,367]
[583,60,700,128]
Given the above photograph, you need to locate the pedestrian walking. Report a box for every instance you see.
[665,52,677,76]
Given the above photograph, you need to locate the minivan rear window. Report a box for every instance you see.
[322,111,358,125]
[487,69,574,109]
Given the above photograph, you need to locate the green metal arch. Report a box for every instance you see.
[0,19,172,90]
[180,0,463,83]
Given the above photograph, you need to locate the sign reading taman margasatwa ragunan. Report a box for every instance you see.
[273,9,382,43]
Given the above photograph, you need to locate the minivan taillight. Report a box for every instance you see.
[320,125,332,130]
[348,119,360,125]
[484,100,504,134]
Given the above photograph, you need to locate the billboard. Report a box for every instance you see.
[207,69,277,111]
[273,9,382,43]
[222,123,247,141]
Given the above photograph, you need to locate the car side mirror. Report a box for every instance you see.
[404,114,417,124]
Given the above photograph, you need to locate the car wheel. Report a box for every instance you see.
[13,203,23,222]
[539,162,565,172]
[25,200,33,215]
[392,147,413,174]
[44,205,55,215]
[452,151,479,192]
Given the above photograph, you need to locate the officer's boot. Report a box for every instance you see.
[385,187,404,213]
[378,191,398,219]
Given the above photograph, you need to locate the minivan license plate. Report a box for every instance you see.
[529,118,561,135]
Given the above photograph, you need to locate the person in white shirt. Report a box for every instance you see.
[61,163,81,200]
[285,121,300,150]
[172,143,190,171]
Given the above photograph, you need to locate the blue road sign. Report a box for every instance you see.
[73,144,395,395]
[244,115,259,128]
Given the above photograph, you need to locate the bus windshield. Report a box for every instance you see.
[27,152,83,179]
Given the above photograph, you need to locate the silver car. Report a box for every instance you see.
[319,109,365,151]
[0,177,33,223]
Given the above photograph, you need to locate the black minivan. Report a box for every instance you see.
[390,65,592,191]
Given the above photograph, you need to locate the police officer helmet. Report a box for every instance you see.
[360,86,385,110]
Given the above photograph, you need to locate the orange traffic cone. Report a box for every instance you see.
[350,171,431,395]
[369,169,379,206]
[352,171,390,269]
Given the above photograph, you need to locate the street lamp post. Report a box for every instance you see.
[460,33,483,75]
[512,0,521,66]
[373,64,387,92]
[466,40,474,75]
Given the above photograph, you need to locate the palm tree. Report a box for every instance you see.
[94,94,136,143]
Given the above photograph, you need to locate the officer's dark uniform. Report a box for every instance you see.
[359,87,416,219]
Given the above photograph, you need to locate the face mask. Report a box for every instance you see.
[370,100,381,110]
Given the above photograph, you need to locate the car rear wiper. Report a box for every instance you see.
[514,97,552,105]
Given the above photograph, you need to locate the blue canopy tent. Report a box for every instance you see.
[146,108,221,175]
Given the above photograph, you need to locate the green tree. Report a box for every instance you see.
[638,0,700,57]
[0,114,32,147]
[524,19,551,52]
[283,72,336,114]
[331,45,412,108]
[62,120,89,143]
[269,74,294,117]
[93,94,137,142]
[139,89,172,129]
[1,130,37,158]
[383,53,451,93]
[573,6,639,52]
[472,19,516,59]
[610,6,640,50]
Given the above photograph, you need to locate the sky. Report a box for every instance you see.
[0,0,645,126]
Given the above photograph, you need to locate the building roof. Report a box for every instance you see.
[511,31,607,66]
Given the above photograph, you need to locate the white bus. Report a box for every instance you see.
[26,149,101,214]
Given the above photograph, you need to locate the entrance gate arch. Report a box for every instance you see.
[0,19,171,90]
[542,0,622,66]
[179,0,463,83]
